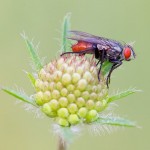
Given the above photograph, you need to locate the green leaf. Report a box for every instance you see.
[107,88,138,103]
[101,61,113,76]
[26,72,36,86]
[1,86,37,107]
[95,116,137,127]
[61,13,71,53]
[21,33,43,71]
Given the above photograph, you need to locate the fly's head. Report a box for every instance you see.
[122,44,136,61]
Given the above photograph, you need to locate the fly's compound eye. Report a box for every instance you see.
[123,47,131,60]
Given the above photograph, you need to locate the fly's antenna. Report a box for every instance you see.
[127,41,135,47]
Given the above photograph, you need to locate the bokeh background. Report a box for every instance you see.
[0,0,149,150]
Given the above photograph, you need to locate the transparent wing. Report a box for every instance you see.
[68,30,123,48]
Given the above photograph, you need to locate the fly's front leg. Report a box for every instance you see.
[95,49,101,66]
[106,60,122,87]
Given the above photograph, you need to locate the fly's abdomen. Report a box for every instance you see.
[72,41,93,52]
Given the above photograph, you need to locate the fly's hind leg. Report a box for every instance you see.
[61,48,96,57]
[60,51,85,56]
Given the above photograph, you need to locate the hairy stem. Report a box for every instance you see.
[58,136,67,150]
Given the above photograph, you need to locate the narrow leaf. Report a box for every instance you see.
[107,89,138,103]
[101,61,113,76]
[1,87,37,107]
[26,72,36,86]
[21,33,43,71]
[95,116,137,127]
[61,13,71,53]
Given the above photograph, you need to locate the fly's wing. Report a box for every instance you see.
[68,30,123,49]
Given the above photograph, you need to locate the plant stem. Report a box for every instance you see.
[58,136,67,150]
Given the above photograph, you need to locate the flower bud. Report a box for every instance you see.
[72,73,81,84]
[61,73,71,85]
[52,90,60,99]
[67,94,76,103]
[77,79,87,91]
[76,97,85,108]
[68,114,80,125]
[86,110,98,122]
[34,55,108,126]
[57,108,69,118]
[42,103,56,117]
[68,103,78,114]
[78,107,88,118]
[60,88,68,97]
[86,100,95,109]
[59,97,68,107]
[56,118,69,127]
[49,99,59,111]
[35,91,44,106]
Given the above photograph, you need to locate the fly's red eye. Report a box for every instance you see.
[124,47,131,60]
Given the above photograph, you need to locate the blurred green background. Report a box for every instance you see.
[0,0,149,150]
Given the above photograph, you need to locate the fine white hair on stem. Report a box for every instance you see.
[10,85,42,118]
[87,112,127,136]
[23,103,43,119]
[52,124,81,145]
[102,102,118,114]
[110,87,141,97]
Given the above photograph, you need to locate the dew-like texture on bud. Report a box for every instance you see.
[59,97,68,107]
[34,55,108,127]
[86,109,98,122]
[56,118,69,127]
[49,99,59,111]
[86,100,95,110]
[68,103,78,114]
[57,108,69,118]
[77,79,87,91]
[35,91,44,106]
[62,73,71,85]
[78,107,88,118]
[60,88,68,96]
[42,103,57,117]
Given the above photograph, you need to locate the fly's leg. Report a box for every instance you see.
[98,49,105,81]
[61,47,96,56]
[96,59,101,66]
[61,51,85,56]
[95,49,101,66]
[106,61,122,87]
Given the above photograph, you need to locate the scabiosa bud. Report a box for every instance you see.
[34,55,108,127]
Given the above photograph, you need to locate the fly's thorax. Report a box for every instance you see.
[97,44,110,50]
[106,48,122,60]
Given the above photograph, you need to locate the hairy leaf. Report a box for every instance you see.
[107,88,138,103]
[95,116,137,127]
[21,33,43,71]
[26,72,36,86]
[61,13,71,53]
[1,87,37,107]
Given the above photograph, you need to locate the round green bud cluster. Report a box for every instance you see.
[34,55,108,127]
